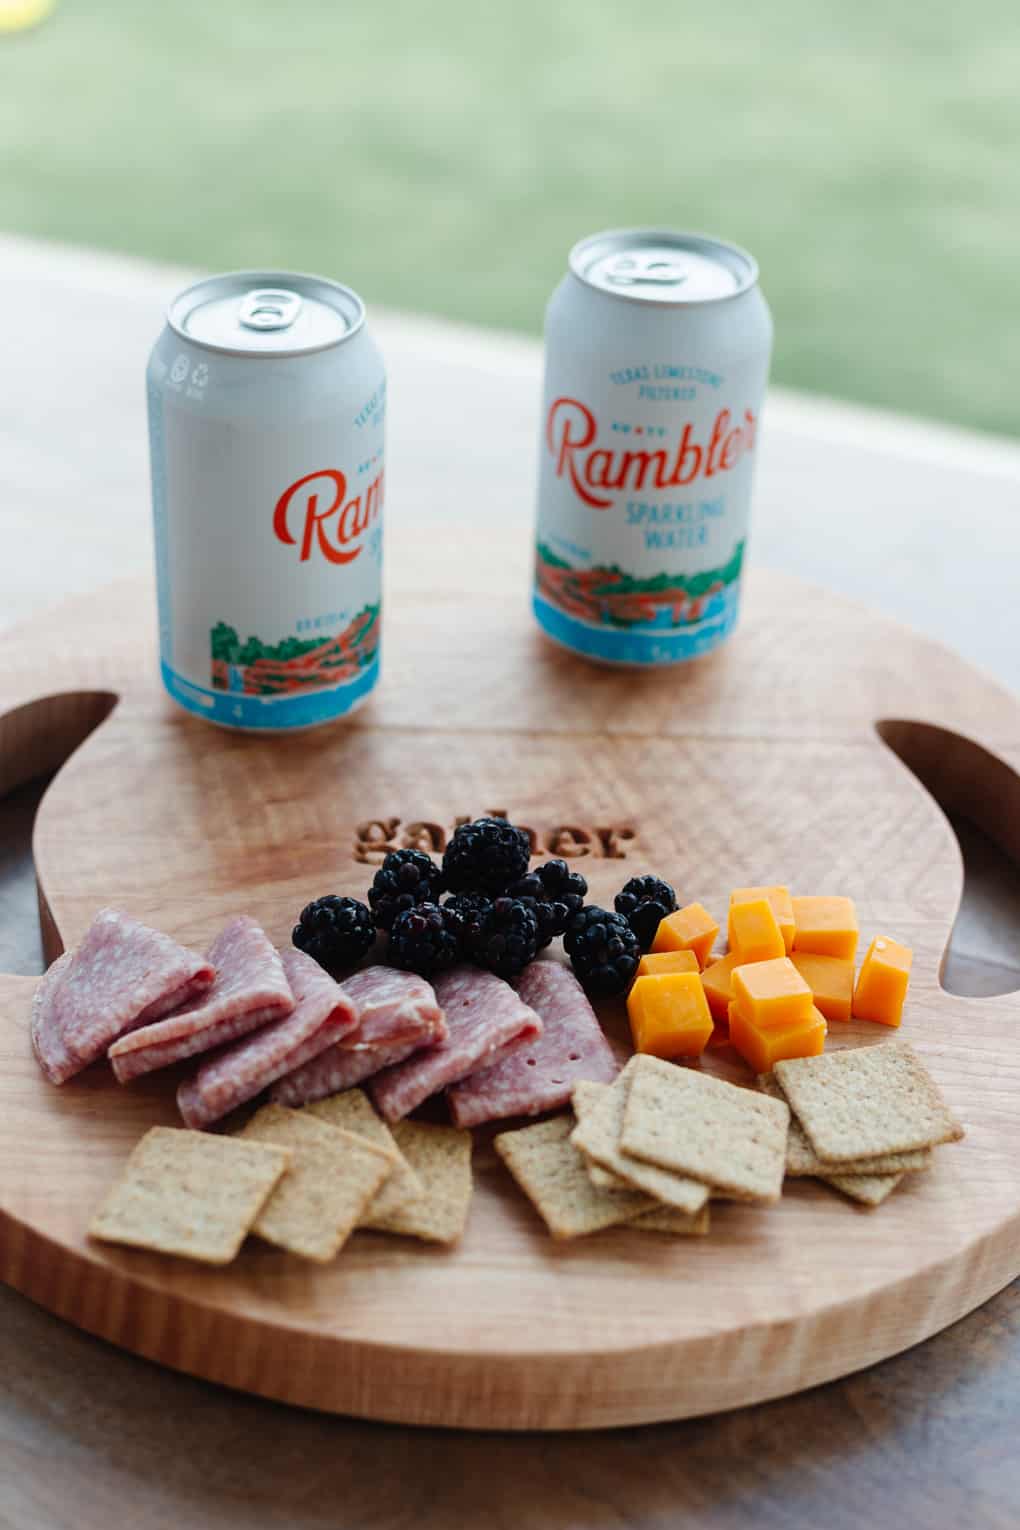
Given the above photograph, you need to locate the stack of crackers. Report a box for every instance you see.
[494,1040,963,1237]
[760,1040,964,1205]
[495,1053,788,1239]
[90,1089,474,1265]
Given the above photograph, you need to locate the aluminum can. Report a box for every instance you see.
[533,230,772,665]
[147,271,386,730]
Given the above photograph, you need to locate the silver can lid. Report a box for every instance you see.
[569,229,758,306]
[168,270,365,356]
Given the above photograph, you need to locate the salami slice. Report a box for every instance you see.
[270,967,445,1108]
[271,1036,425,1107]
[31,908,215,1085]
[108,916,293,1083]
[369,965,542,1123]
[339,967,444,1049]
[448,960,618,1128]
[177,948,360,1128]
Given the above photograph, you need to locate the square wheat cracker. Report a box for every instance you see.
[757,1073,932,1176]
[819,1170,905,1207]
[773,1041,963,1164]
[588,1158,634,1192]
[572,1073,709,1215]
[306,1089,421,1225]
[368,1120,474,1245]
[573,1079,647,1193]
[574,1085,713,1204]
[239,1103,393,1262]
[620,1055,789,1203]
[633,1205,711,1235]
[569,1094,636,1196]
[495,1114,655,1239]
[89,1125,290,1265]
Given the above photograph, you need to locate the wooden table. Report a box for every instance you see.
[2,235,1019,1528]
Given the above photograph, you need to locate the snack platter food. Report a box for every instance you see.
[1,532,1019,1432]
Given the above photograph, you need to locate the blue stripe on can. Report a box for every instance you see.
[161,656,380,731]
[532,584,740,665]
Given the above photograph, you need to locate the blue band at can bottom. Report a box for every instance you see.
[160,657,380,731]
[532,584,740,665]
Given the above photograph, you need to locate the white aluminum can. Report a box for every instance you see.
[533,230,772,665]
[147,271,386,730]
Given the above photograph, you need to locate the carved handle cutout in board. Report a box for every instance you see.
[877,720,1020,998]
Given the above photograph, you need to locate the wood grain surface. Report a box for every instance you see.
[1,520,1019,1431]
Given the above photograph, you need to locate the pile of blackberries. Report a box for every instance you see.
[292,818,678,997]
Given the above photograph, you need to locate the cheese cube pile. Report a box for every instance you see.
[626,884,914,1073]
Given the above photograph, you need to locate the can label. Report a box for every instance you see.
[150,372,385,730]
[534,360,764,665]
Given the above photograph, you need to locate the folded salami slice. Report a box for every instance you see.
[369,965,542,1123]
[270,967,445,1108]
[339,967,445,1050]
[108,916,293,1083]
[448,960,618,1128]
[31,908,215,1085]
[271,1036,425,1107]
[177,948,360,1128]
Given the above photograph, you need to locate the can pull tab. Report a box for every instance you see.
[238,288,303,331]
[604,254,688,289]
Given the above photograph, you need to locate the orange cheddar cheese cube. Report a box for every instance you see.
[636,949,700,979]
[789,952,854,1023]
[852,936,913,1027]
[700,951,740,1020]
[627,972,714,1060]
[791,896,859,961]
[729,885,795,953]
[731,956,813,1031]
[651,903,719,969]
[728,896,786,964]
[728,1000,827,1074]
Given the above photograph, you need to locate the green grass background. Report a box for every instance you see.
[3,1,1018,434]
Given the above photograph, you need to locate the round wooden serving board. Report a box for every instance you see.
[1,524,1019,1431]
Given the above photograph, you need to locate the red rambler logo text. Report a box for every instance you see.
[273,468,384,565]
[546,396,756,510]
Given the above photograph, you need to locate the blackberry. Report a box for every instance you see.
[368,848,444,931]
[464,896,539,980]
[507,858,588,949]
[516,898,561,951]
[534,858,588,906]
[442,816,532,895]
[292,895,376,978]
[564,906,640,997]
[614,874,678,952]
[444,890,493,940]
[388,902,463,977]
[506,872,543,902]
